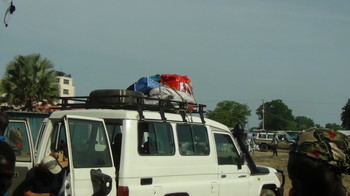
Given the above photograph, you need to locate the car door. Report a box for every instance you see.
[214,132,250,196]
[5,119,34,196]
[62,115,117,196]
[34,118,48,157]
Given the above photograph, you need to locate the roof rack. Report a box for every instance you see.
[57,93,206,123]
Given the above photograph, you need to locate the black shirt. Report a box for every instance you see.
[23,166,63,194]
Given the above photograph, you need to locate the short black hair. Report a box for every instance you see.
[0,141,16,195]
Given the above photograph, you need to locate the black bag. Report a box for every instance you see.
[87,89,144,108]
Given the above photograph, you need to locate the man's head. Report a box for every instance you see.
[0,141,16,195]
[288,128,350,196]
[0,113,9,136]
[41,156,62,174]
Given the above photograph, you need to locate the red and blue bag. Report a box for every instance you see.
[160,74,193,95]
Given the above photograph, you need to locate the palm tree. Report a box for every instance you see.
[0,53,58,111]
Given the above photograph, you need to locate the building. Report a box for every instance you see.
[56,71,75,103]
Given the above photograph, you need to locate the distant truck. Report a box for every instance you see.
[253,131,298,152]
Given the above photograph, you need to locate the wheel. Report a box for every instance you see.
[260,143,269,152]
[260,188,277,196]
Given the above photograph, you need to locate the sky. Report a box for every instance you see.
[1,0,350,128]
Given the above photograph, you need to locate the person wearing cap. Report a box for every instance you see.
[288,128,350,196]
[23,156,64,196]
[0,112,16,196]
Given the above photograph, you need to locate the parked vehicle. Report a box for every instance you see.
[2,112,49,195]
[253,131,297,151]
[35,89,284,196]
[4,119,35,195]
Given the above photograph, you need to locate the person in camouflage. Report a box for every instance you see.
[288,128,350,196]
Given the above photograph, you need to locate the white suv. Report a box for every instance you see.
[35,89,284,196]
[254,131,296,151]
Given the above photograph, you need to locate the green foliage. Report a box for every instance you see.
[341,99,350,129]
[325,123,343,130]
[206,100,251,127]
[0,54,58,111]
[295,116,315,131]
[256,99,294,130]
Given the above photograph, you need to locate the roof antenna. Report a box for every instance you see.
[4,0,16,27]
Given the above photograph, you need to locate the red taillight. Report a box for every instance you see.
[117,186,129,196]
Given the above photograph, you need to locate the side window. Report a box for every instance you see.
[105,120,123,170]
[5,121,30,162]
[50,122,69,168]
[138,122,175,156]
[51,122,67,152]
[35,121,47,153]
[177,124,210,156]
[214,133,239,165]
[68,119,112,168]
[105,120,123,145]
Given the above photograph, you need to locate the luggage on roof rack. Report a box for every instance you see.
[58,89,206,123]
[59,89,205,112]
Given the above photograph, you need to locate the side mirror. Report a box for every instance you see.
[90,169,112,196]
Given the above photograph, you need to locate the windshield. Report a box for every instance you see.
[285,132,298,141]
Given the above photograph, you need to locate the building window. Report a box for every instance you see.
[56,78,60,83]
[64,79,70,85]
[63,89,69,95]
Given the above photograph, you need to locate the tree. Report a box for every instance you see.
[256,99,294,130]
[341,99,350,129]
[206,100,251,127]
[0,54,58,111]
[295,116,315,131]
[325,123,343,130]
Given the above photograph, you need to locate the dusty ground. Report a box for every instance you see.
[251,149,350,196]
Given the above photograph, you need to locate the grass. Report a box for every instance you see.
[251,149,350,196]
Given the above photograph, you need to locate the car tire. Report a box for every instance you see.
[260,188,276,196]
[259,143,269,152]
